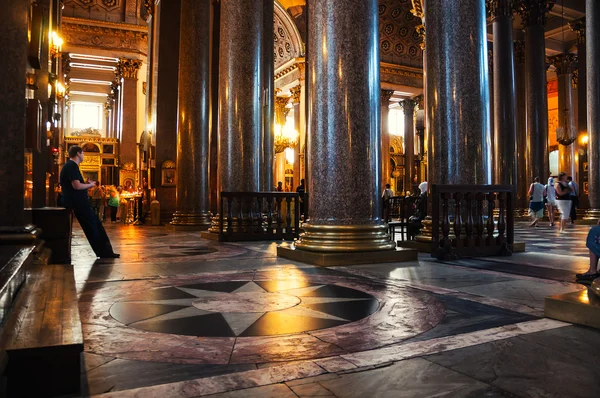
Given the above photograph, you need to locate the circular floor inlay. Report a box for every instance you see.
[109,280,380,337]
[192,292,301,313]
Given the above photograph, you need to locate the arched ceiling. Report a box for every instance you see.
[378,0,423,68]
[275,2,304,68]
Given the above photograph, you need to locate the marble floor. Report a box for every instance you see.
[67,221,600,397]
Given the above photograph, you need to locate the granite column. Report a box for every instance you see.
[514,40,528,210]
[217,0,263,195]
[489,0,517,186]
[518,1,554,181]
[294,0,395,253]
[170,0,211,229]
[425,0,491,185]
[262,0,274,192]
[400,99,417,194]
[549,54,577,177]
[0,0,28,227]
[381,90,394,190]
[587,0,600,218]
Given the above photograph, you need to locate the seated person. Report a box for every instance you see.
[577,220,600,281]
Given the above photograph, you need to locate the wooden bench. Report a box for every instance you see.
[0,264,83,397]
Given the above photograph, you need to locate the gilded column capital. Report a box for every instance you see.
[516,0,555,28]
[514,40,525,64]
[399,99,418,115]
[110,80,120,95]
[415,95,424,110]
[572,69,578,89]
[569,18,585,45]
[62,54,71,76]
[117,58,143,79]
[548,53,577,75]
[275,95,290,125]
[410,0,424,20]
[486,0,516,20]
[381,89,394,104]
[290,84,302,104]
[141,0,154,22]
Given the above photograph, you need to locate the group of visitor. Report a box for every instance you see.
[528,172,579,232]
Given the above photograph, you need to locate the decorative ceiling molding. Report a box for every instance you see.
[62,16,148,56]
[274,1,304,69]
[379,0,423,66]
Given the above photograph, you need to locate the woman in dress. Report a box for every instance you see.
[528,177,546,227]
[546,176,557,227]
[554,172,572,232]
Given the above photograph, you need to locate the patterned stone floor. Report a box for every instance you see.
[68,221,600,397]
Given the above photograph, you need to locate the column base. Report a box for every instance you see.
[0,225,40,245]
[294,223,395,252]
[545,280,600,330]
[170,211,212,231]
[583,209,600,223]
[277,242,417,267]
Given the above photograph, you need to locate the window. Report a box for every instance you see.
[70,101,104,134]
[388,108,405,137]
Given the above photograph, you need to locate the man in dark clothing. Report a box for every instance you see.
[296,179,306,219]
[60,145,119,259]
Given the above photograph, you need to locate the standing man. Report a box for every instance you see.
[296,179,306,220]
[60,146,120,259]
[568,176,579,224]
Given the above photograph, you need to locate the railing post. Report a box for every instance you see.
[453,192,463,248]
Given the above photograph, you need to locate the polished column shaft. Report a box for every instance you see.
[587,0,600,212]
[519,1,553,181]
[218,0,263,193]
[550,54,577,177]
[401,99,417,193]
[262,0,274,192]
[425,0,491,185]
[0,0,28,226]
[514,40,528,209]
[117,58,141,168]
[171,0,211,228]
[490,0,517,186]
[296,0,394,252]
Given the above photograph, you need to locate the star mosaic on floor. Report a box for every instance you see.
[109,280,379,337]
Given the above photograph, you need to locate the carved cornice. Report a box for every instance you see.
[548,53,577,75]
[381,89,394,104]
[117,58,143,79]
[289,85,302,104]
[486,0,515,19]
[274,58,305,81]
[514,40,525,64]
[61,16,148,55]
[380,62,424,80]
[569,18,585,45]
[516,0,555,28]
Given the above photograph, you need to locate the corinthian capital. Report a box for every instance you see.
[569,18,585,45]
[274,96,290,125]
[486,0,515,20]
[117,58,143,79]
[399,99,418,115]
[381,89,394,104]
[548,53,578,75]
[516,0,555,28]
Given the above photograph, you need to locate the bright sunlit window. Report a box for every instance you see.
[70,101,104,133]
[389,108,405,136]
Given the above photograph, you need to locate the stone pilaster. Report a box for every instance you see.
[425,0,492,185]
[517,0,554,181]
[400,99,417,194]
[170,0,211,229]
[293,0,395,253]
[586,0,600,218]
[381,89,394,191]
[117,58,142,170]
[549,53,578,178]
[488,0,518,186]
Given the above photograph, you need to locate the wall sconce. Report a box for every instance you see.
[50,31,63,58]
[580,133,589,147]
[26,72,38,90]
[55,82,66,100]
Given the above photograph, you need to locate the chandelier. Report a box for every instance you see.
[556,124,576,146]
[274,124,298,154]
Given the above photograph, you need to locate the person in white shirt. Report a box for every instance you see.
[567,176,579,224]
[545,177,556,227]
[528,177,546,227]
[418,181,428,196]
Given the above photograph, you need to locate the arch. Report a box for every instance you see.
[274,1,304,69]
[81,142,101,153]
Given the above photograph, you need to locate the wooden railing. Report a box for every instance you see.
[431,185,514,259]
[219,192,302,242]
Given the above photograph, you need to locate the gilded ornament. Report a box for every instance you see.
[569,19,585,45]
[117,58,143,79]
[516,0,555,28]
[381,89,394,104]
[289,85,302,104]
[548,53,577,76]
[486,0,516,19]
